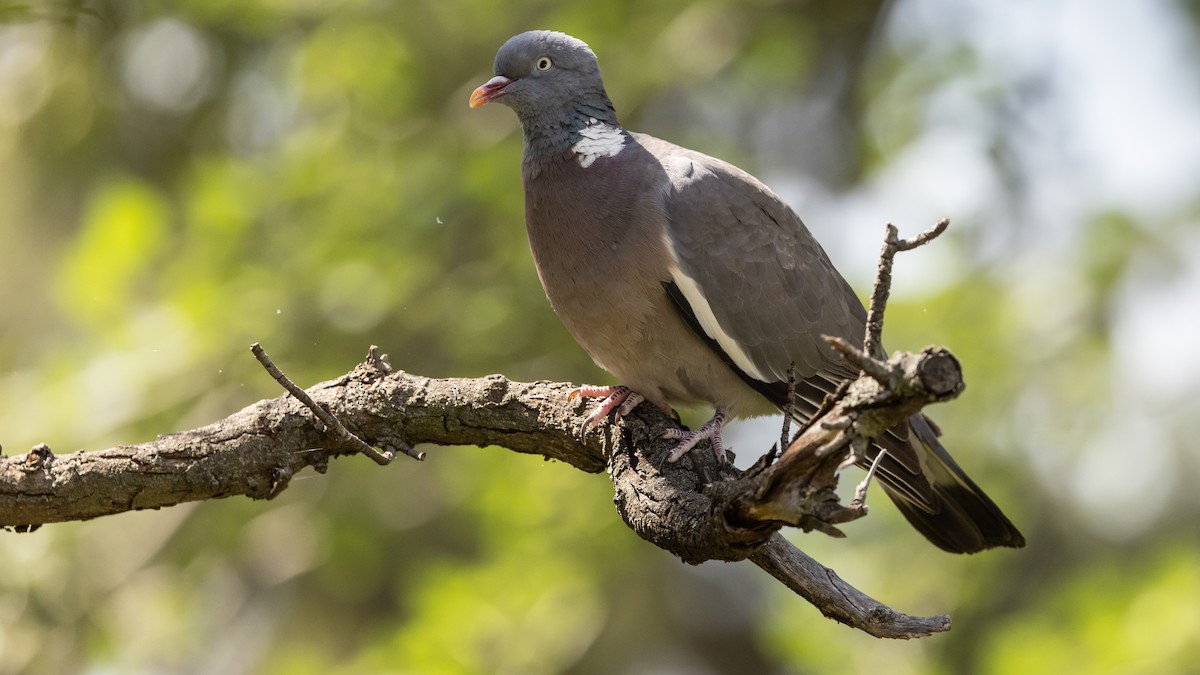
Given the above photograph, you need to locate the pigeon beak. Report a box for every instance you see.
[469,75,512,108]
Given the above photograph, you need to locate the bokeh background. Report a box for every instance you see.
[3,0,1199,673]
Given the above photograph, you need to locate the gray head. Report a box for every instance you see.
[469,31,618,130]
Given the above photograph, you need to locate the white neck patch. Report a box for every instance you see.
[572,118,625,168]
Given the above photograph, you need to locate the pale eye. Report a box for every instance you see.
[535,56,552,71]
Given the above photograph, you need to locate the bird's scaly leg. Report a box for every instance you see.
[568,385,645,441]
[661,408,730,463]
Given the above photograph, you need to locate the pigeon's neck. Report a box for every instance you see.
[521,105,624,169]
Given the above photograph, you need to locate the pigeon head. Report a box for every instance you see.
[470,31,618,130]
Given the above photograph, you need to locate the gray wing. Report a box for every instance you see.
[654,141,866,406]
[650,138,931,495]
[650,138,1025,552]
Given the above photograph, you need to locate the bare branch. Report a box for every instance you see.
[862,219,949,360]
[750,535,950,638]
[0,365,608,526]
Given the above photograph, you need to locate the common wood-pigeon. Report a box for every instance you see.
[470,30,1024,553]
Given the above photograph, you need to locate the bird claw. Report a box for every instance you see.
[661,409,730,463]
[569,385,645,441]
[571,388,731,466]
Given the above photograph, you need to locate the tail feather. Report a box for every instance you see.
[874,415,1025,553]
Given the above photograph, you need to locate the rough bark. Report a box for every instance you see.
[0,350,951,638]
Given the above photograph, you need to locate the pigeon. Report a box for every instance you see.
[470,30,1024,553]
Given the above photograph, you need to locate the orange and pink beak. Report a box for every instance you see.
[469,75,513,109]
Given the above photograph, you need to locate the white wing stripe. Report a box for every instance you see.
[668,264,770,383]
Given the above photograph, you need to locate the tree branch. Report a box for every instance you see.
[863,219,949,360]
[0,220,961,640]
[0,360,948,637]
[0,363,609,526]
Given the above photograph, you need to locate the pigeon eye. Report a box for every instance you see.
[535,56,553,71]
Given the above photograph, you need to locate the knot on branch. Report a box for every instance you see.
[914,347,964,397]
[21,444,54,473]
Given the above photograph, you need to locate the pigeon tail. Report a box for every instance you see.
[875,415,1026,553]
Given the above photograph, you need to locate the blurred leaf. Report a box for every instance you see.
[983,544,1200,675]
[54,176,170,327]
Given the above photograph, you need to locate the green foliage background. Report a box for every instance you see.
[2,1,1199,673]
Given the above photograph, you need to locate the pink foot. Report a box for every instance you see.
[661,409,730,463]
[568,385,646,440]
